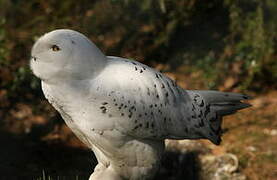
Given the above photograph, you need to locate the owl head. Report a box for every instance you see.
[30,29,106,84]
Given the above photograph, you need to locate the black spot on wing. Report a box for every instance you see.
[199,100,204,107]
[146,122,149,128]
[198,118,204,127]
[204,104,211,117]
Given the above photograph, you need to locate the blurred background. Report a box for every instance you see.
[0,0,276,180]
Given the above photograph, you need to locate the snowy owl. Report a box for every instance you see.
[30,29,251,180]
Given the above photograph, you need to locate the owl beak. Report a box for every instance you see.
[31,56,37,61]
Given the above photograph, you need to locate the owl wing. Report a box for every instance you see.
[92,56,251,144]
[92,57,191,139]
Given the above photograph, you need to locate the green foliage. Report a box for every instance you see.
[0,17,7,65]
[222,0,277,90]
[12,66,40,91]
[0,0,276,99]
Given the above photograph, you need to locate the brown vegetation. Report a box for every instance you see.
[0,0,276,179]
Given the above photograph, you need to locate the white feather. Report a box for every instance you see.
[30,29,250,180]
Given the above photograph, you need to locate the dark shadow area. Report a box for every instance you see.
[0,101,202,180]
[0,130,96,180]
[155,151,201,180]
[0,127,202,180]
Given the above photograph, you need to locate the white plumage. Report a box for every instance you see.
[30,29,251,180]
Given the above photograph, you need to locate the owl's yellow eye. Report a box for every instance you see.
[51,45,60,51]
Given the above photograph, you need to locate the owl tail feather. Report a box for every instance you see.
[189,90,252,145]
